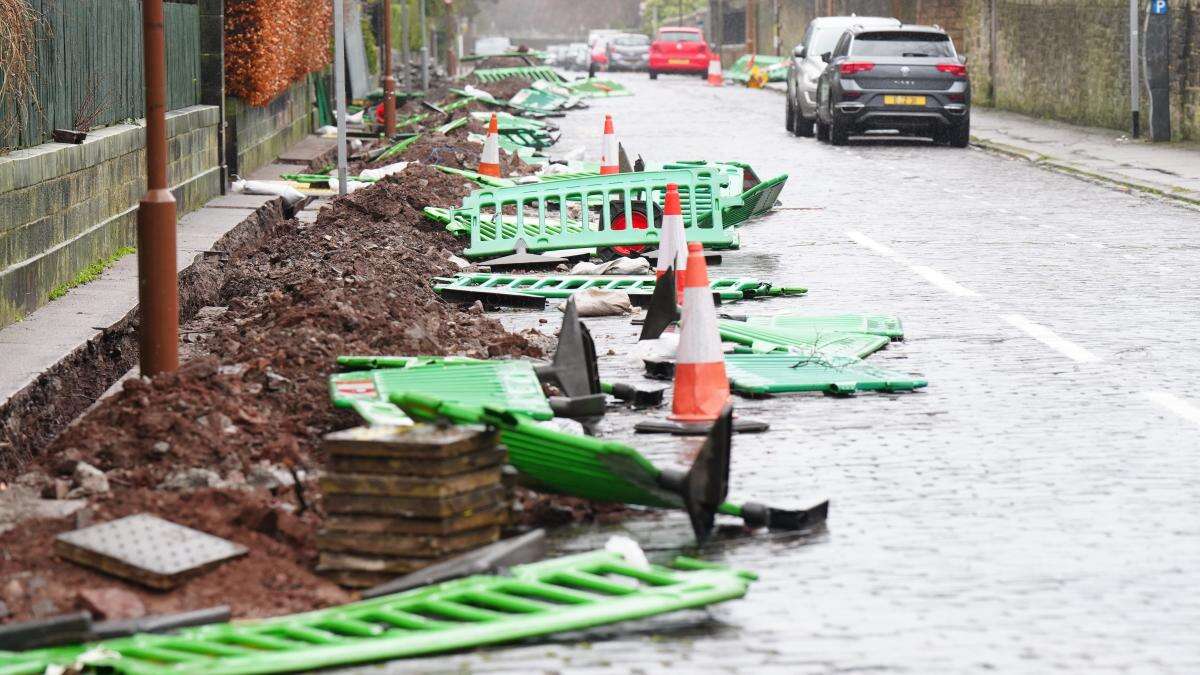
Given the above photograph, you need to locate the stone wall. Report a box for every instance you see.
[225,77,313,179]
[0,106,221,328]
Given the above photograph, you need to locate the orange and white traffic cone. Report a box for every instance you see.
[637,242,768,435]
[654,183,688,304]
[707,55,724,86]
[478,113,501,177]
[599,115,619,175]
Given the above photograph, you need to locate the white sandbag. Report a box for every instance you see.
[559,289,632,317]
[358,161,409,181]
[569,257,651,276]
[604,535,650,571]
[231,177,305,206]
[631,332,679,364]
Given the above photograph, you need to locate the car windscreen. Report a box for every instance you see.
[615,35,649,46]
[659,31,701,43]
[850,32,955,57]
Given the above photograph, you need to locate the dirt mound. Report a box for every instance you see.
[467,76,534,102]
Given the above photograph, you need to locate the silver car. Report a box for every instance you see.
[786,15,900,137]
[609,33,650,71]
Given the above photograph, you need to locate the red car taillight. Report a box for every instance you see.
[839,62,874,75]
[937,63,967,77]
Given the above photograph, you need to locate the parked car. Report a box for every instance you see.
[648,26,714,79]
[474,36,513,57]
[786,15,901,136]
[609,33,650,71]
[567,42,590,70]
[813,24,970,146]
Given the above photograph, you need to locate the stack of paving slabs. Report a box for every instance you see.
[317,424,508,589]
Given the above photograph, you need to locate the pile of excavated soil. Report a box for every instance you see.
[367,132,531,176]
[0,168,554,623]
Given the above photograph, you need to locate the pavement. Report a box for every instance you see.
[365,73,1200,673]
[765,80,1200,206]
[0,138,333,427]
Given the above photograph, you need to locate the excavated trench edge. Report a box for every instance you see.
[0,198,288,474]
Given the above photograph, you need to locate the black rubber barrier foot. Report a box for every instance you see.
[438,286,547,309]
[655,404,733,542]
[634,417,769,435]
[548,394,608,418]
[605,382,665,408]
[740,499,830,532]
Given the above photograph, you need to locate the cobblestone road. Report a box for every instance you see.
[361,73,1200,673]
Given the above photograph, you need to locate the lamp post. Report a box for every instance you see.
[137,0,179,376]
[381,0,396,135]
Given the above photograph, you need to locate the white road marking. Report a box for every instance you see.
[847,230,979,298]
[1002,314,1101,363]
[1142,391,1200,427]
[846,230,906,262]
[911,266,979,297]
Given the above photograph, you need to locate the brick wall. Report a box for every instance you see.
[0,107,221,328]
[225,77,313,179]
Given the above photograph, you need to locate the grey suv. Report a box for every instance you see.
[786,16,900,137]
[814,25,970,147]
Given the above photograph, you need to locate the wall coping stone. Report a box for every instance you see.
[0,105,219,194]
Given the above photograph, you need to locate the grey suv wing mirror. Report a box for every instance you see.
[820,51,831,63]
[793,45,806,59]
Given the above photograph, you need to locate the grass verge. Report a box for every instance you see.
[49,246,136,301]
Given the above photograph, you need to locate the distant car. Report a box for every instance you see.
[567,42,590,70]
[814,25,970,146]
[786,15,901,137]
[474,36,512,56]
[609,33,650,71]
[648,26,713,79]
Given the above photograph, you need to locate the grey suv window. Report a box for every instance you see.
[850,31,955,58]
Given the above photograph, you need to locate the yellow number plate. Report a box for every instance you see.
[884,95,927,106]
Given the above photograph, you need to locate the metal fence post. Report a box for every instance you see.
[1130,0,1141,138]
[334,0,349,194]
[382,0,396,135]
[137,0,179,376]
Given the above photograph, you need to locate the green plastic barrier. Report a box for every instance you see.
[719,320,891,359]
[472,66,564,83]
[452,169,739,259]
[726,54,788,83]
[280,173,379,185]
[661,160,786,227]
[329,360,553,424]
[433,165,517,188]
[433,274,802,302]
[744,314,904,339]
[563,78,633,98]
[726,353,927,395]
[468,111,551,131]
[424,206,587,239]
[508,87,571,113]
[0,551,752,675]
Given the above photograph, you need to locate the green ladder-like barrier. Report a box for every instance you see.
[329,360,554,425]
[563,78,633,98]
[744,314,904,339]
[472,66,565,83]
[719,320,891,359]
[0,551,753,675]
[726,352,927,395]
[452,169,739,259]
[662,160,787,226]
[423,206,588,239]
[433,274,806,301]
[467,111,552,130]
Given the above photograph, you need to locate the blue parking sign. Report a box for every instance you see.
[1150,0,1168,14]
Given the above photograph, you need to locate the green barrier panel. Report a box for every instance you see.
[279,173,381,185]
[465,132,541,160]
[563,79,633,98]
[726,54,788,83]
[434,166,517,188]
[472,66,565,83]
[0,551,752,675]
[744,314,904,339]
[452,169,738,259]
[449,87,503,106]
[423,207,588,239]
[508,87,570,113]
[726,353,927,395]
[329,361,553,422]
[435,117,470,134]
[433,273,792,302]
[719,320,890,359]
[376,133,423,162]
[468,111,551,130]
[660,160,786,227]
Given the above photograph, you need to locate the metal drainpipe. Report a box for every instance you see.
[137,0,179,376]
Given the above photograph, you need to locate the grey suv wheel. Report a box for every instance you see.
[794,105,814,137]
[815,118,830,142]
[830,115,850,145]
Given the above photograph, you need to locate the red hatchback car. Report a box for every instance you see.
[648,26,713,79]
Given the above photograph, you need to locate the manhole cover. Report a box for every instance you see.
[55,513,247,590]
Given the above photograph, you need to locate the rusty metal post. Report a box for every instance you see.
[137,0,179,376]
[381,0,397,135]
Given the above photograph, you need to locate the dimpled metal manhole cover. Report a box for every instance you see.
[54,513,247,590]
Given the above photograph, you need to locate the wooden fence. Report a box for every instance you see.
[2,0,200,150]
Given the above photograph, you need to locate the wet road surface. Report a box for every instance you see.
[360,73,1200,673]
